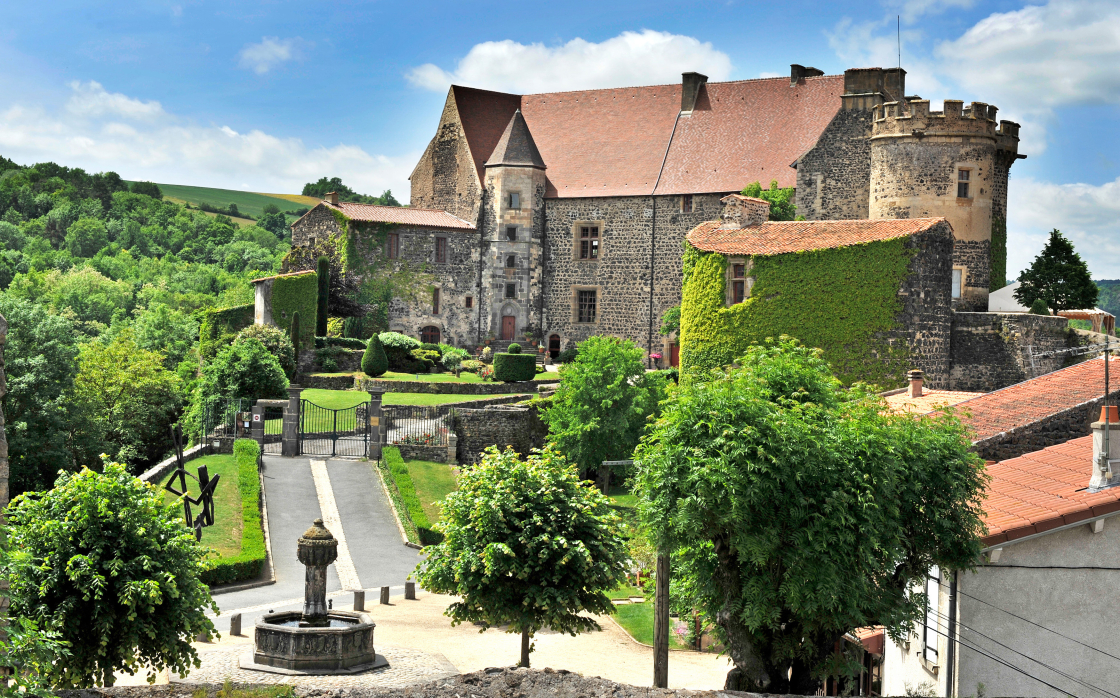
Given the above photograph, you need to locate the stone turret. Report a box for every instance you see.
[869,98,1022,311]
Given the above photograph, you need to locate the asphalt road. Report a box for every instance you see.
[207,456,424,631]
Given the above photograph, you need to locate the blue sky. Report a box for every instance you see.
[1,0,1118,277]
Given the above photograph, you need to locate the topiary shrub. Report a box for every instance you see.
[460,359,483,373]
[316,256,330,337]
[291,312,301,370]
[236,324,296,378]
[362,334,389,377]
[1029,298,1050,315]
[379,331,422,371]
[411,348,440,371]
[421,342,442,356]
[507,342,522,354]
[493,352,537,382]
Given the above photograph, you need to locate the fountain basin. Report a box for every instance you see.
[238,610,385,675]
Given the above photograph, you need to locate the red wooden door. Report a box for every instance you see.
[501,315,516,340]
[670,344,680,367]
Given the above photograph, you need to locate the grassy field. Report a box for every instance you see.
[301,388,515,409]
[612,602,691,649]
[312,370,560,384]
[161,454,242,558]
[152,183,318,219]
[405,458,458,526]
[608,484,639,509]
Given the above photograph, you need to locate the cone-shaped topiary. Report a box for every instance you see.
[316,256,330,336]
[507,342,521,354]
[291,311,301,371]
[363,333,389,377]
[1029,298,1050,315]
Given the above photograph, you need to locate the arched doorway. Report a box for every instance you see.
[549,334,561,360]
[420,326,440,344]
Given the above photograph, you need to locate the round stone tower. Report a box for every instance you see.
[869,99,1021,312]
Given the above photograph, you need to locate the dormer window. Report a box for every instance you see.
[509,192,520,209]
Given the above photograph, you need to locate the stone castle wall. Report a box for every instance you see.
[949,313,1074,391]
[795,107,874,221]
[890,222,955,388]
[409,93,484,223]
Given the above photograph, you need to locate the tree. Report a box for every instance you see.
[128,181,162,199]
[200,336,289,400]
[362,333,388,377]
[5,462,217,687]
[633,339,988,693]
[63,217,110,258]
[316,256,330,336]
[236,323,296,378]
[1014,229,1098,312]
[73,329,183,470]
[741,180,799,221]
[659,305,680,336]
[302,177,401,206]
[133,302,199,367]
[1029,298,1050,315]
[542,336,667,491]
[416,446,628,668]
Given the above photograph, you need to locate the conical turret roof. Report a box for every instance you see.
[484,110,546,169]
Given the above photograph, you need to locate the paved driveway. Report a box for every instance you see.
[208,456,424,630]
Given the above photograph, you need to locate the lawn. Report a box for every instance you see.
[404,458,458,526]
[161,454,242,559]
[612,601,691,650]
[313,370,560,384]
[301,388,528,408]
[609,484,639,509]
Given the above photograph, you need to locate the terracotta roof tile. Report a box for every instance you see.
[981,435,1120,545]
[685,218,946,256]
[885,389,985,414]
[324,202,474,230]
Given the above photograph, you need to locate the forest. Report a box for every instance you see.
[0,156,362,495]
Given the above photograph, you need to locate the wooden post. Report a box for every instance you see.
[653,552,670,688]
[229,613,242,636]
[380,586,390,605]
[405,581,416,600]
[353,590,365,612]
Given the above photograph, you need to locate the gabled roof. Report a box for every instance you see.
[981,435,1120,546]
[685,217,947,256]
[884,389,984,413]
[448,74,846,198]
[324,201,475,231]
[485,110,545,169]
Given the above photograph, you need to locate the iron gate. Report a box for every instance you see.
[299,400,371,457]
[382,405,453,446]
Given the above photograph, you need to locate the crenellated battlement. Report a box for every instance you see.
[872,99,1020,151]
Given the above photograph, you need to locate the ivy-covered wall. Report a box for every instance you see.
[268,271,318,351]
[680,223,955,388]
[197,304,254,361]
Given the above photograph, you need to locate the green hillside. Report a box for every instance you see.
[142,183,321,219]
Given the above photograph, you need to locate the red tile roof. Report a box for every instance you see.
[324,201,474,230]
[981,435,1120,546]
[685,217,946,256]
[948,357,1120,442]
[451,75,845,198]
[884,389,984,414]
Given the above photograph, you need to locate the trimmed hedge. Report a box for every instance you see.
[363,334,388,377]
[316,336,367,350]
[380,331,424,372]
[382,447,442,546]
[271,271,318,351]
[377,448,421,546]
[200,439,266,586]
[198,304,254,361]
[493,352,536,382]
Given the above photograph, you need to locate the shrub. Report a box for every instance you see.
[507,342,522,354]
[237,324,296,378]
[441,346,469,371]
[362,334,389,377]
[480,346,493,363]
[201,337,289,400]
[379,331,422,370]
[557,345,578,364]
[478,364,495,381]
[421,342,442,356]
[411,348,440,369]
[1029,298,1050,315]
[316,336,368,350]
[320,357,338,372]
[200,440,266,585]
[198,304,254,361]
[460,359,483,373]
[316,256,330,336]
[326,316,344,337]
[493,352,537,382]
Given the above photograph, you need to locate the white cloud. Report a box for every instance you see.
[0,82,414,198]
[1008,176,1120,279]
[407,29,732,94]
[883,0,974,23]
[66,81,165,121]
[238,37,306,75]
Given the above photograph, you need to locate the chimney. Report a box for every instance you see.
[907,369,924,398]
[719,194,770,229]
[1090,405,1120,490]
[790,64,824,85]
[325,191,339,206]
[681,72,708,113]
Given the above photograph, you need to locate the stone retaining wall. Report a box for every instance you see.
[359,378,557,395]
[949,312,1077,392]
[138,443,208,484]
[453,404,548,464]
[395,444,451,462]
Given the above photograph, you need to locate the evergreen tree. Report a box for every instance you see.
[362,333,388,377]
[316,256,330,336]
[1014,230,1098,312]
[290,312,301,373]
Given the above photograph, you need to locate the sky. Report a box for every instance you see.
[0,0,1118,278]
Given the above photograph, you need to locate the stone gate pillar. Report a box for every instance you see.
[251,405,265,447]
[367,386,386,460]
[282,385,303,457]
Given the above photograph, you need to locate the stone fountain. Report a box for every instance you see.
[239,519,386,674]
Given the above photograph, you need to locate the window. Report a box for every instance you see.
[505,283,516,299]
[732,263,747,304]
[435,237,447,264]
[923,566,941,665]
[465,296,473,309]
[506,226,517,241]
[432,288,440,314]
[505,255,516,268]
[509,192,520,209]
[957,169,970,198]
[951,269,963,299]
[577,289,597,323]
[420,326,440,344]
[578,226,600,260]
[681,194,694,213]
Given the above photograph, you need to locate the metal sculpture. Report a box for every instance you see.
[163,425,220,540]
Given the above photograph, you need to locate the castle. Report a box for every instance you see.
[290,64,1022,365]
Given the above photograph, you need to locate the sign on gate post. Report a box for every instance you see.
[282,385,302,457]
[367,385,386,460]
[251,405,265,447]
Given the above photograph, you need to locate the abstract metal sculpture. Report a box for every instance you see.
[163,425,220,541]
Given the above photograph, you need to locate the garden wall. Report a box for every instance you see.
[948,312,1077,391]
[453,404,548,464]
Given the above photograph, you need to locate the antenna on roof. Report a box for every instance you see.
[897,15,902,75]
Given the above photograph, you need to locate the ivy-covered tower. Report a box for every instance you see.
[480,110,547,342]
[869,99,1021,312]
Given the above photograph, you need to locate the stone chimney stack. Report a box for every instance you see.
[907,369,924,398]
[681,72,708,113]
[1090,405,1120,490]
[325,191,339,206]
[790,64,824,85]
[719,194,770,229]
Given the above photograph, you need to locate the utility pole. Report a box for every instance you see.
[653,553,670,688]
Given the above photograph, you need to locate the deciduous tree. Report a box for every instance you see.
[200,336,289,400]
[1014,229,1097,312]
[741,180,799,221]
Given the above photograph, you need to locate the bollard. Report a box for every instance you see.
[380,586,390,605]
[354,590,365,612]
[195,631,209,643]
[230,613,242,636]
[405,581,416,600]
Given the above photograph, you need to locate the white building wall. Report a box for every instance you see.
[881,567,953,696]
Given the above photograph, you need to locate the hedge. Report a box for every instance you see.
[493,352,537,382]
[198,304,254,361]
[200,439,266,586]
[316,336,367,350]
[377,447,421,546]
[270,271,318,352]
[380,331,423,371]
